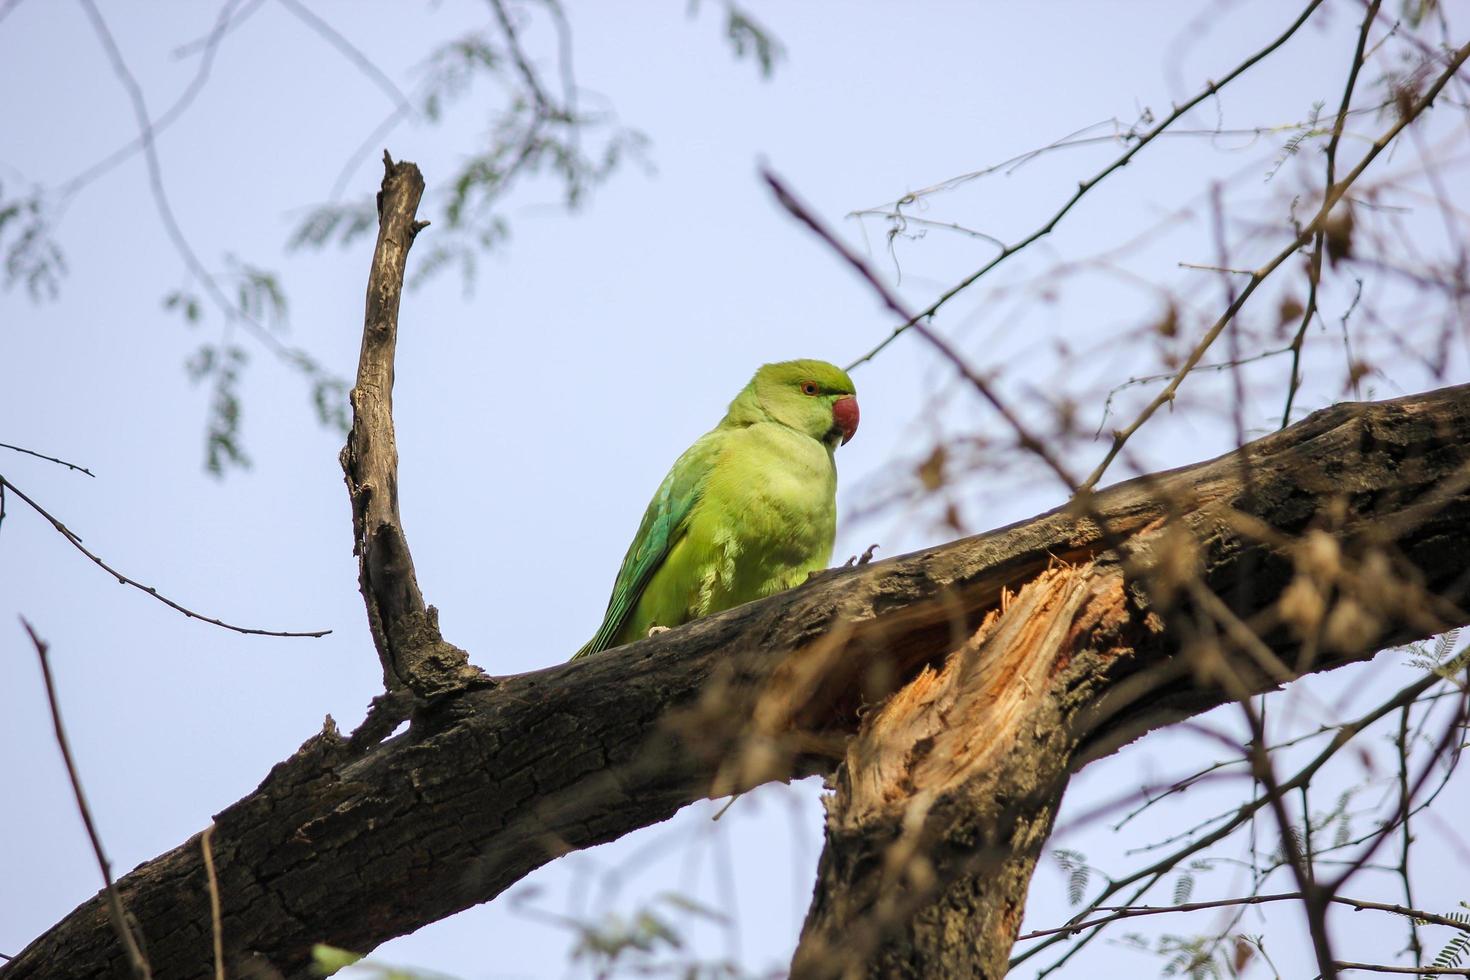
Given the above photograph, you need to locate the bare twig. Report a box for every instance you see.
[21,617,152,980]
[761,169,1082,492]
[58,0,257,206]
[170,0,264,58]
[274,0,411,113]
[1281,0,1382,427]
[844,0,1328,370]
[77,0,301,362]
[0,473,329,637]
[1014,667,1457,970]
[1334,964,1470,975]
[1239,696,1337,979]
[1016,891,1470,940]
[0,441,95,477]
[1080,37,1470,491]
[488,0,555,114]
[200,826,225,980]
[1325,682,1470,896]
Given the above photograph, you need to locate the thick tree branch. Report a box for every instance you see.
[6,380,1470,979]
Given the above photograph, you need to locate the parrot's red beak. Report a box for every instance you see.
[833,395,859,446]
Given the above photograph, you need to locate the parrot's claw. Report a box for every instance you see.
[808,544,881,583]
[646,625,672,637]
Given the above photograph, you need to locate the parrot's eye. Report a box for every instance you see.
[800,381,820,396]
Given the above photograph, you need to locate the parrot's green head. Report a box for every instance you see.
[749,359,859,449]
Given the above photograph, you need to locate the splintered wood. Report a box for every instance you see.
[835,562,1123,828]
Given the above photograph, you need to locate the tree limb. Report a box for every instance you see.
[6,378,1470,978]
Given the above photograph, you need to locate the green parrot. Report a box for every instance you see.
[574,359,859,659]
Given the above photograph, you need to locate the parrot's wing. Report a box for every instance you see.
[574,431,724,658]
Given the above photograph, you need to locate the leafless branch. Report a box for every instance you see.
[1081,37,1470,491]
[762,168,1082,492]
[844,0,1328,370]
[1017,890,1470,940]
[200,826,224,980]
[77,0,300,362]
[19,618,151,980]
[0,473,329,637]
[58,0,257,207]
[488,0,555,114]
[0,442,94,477]
[1281,0,1382,428]
[1334,963,1470,975]
[274,0,412,114]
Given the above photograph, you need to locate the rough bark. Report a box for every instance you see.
[7,155,1470,979]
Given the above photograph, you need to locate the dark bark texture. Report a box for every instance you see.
[6,156,1470,979]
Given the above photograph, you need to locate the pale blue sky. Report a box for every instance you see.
[3,2,1467,977]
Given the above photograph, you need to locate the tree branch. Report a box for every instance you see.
[0,473,327,638]
[6,379,1470,979]
[20,619,151,980]
[339,151,481,695]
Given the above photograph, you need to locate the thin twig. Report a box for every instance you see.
[77,0,298,361]
[1334,964,1470,975]
[1396,702,1424,966]
[1281,0,1382,427]
[21,617,152,980]
[201,826,225,980]
[1013,667,1453,970]
[171,0,263,58]
[58,0,256,206]
[274,0,412,113]
[488,0,554,114]
[1080,37,1470,492]
[761,169,1082,492]
[1325,680,1470,896]
[1016,890,1470,941]
[1234,673,1338,978]
[0,441,95,477]
[0,474,329,637]
[844,0,1328,370]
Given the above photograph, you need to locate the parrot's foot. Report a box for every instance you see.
[806,544,880,584]
[646,625,672,637]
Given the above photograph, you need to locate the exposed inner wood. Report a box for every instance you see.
[842,564,1113,827]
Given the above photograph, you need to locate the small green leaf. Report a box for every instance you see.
[310,943,363,975]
